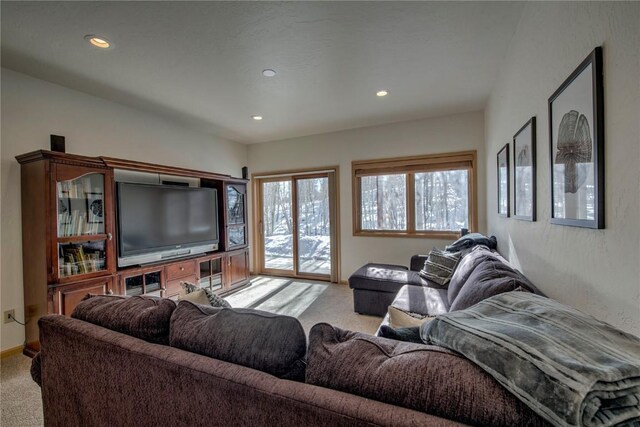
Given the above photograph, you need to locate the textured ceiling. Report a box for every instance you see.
[1,2,524,143]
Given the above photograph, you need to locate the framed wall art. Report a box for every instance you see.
[548,47,604,229]
[497,143,510,217]
[513,117,536,221]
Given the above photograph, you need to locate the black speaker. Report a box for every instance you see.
[242,166,248,180]
[50,135,66,153]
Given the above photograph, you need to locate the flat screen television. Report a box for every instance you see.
[116,182,218,267]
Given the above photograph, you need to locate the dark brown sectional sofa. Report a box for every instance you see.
[32,292,547,427]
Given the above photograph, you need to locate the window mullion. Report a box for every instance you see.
[407,173,415,233]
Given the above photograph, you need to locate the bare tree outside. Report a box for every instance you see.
[415,170,468,231]
[360,174,407,230]
[262,177,331,274]
[262,180,293,270]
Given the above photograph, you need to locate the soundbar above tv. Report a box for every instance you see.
[116,182,219,267]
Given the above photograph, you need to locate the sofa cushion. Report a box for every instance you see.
[418,248,461,286]
[169,301,306,381]
[71,294,176,345]
[447,246,501,305]
[306,323,547,427]
[388,306,435,328]
[377,325,423,343]
[449,259,534,311]
[391,285,450,316]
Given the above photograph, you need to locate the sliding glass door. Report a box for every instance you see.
[256,170,338,281]
[296,176,331,276]
[262,179,294,271]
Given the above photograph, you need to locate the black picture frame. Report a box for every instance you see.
[497,143,510,217]
[513,117,536,221]
[548,47,604,229]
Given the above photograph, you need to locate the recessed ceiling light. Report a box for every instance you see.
[262,69,276,77]
[84,35,111,49]
[251,115,263,121]
[376,90,389,97]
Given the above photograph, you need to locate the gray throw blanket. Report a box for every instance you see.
[421,292,640,427]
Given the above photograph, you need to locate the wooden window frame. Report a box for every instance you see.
[352,150,477,239]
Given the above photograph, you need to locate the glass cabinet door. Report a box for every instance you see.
[227,185,245,225]
[54,165,113,282]
[226,183,247,250]
[57,173,105,237]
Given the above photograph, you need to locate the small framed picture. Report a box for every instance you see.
[549,47,604,229]
[513,117,536,221]
[86,192,104,224]
[497,143,510,217]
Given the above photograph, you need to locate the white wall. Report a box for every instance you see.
[485,3,640,335]
[0,69,248,351]
[248,111,486,281]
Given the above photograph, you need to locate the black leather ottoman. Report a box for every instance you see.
[348,263,426,316]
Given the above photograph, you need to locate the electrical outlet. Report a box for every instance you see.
[3,309,15,324]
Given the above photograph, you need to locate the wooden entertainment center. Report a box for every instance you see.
[16,150,250,356]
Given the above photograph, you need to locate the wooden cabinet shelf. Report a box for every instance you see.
[17,150,251,357]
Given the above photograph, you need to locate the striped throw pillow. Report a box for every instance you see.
[419,248,461,286]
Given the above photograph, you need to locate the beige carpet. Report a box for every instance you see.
[0,277,381,427]
[1,353,43,427]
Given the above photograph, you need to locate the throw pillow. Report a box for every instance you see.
[169,301,307,381]
[71,294,176,345]
[178,288,211,306]
[306,323,545,427]
[180,281,231,308]
[418,247,461,286]
[378,325,423,343]
[387,305,435,328]
[448,260,533,311]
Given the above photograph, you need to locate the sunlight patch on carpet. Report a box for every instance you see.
[225,277,328,318]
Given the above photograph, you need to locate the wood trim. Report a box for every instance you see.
[291,177,299,277]
[16,150,107,168]
[15,150,246,182]
[406,173,415,234]
[253,166,340,179]
[329,169,340,283]
[101,156,234,181]
[352,151,476,171]
[258,270,333,283]
[352,150,478,236]
[353,230,460,239]
[1,345,24,359]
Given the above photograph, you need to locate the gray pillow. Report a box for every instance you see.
[418,248,461,286]
[449,260,533,311]
[71,294,176,345]
[169,301,306,381]
[180,281,231,308]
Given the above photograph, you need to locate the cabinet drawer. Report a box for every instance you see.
[165,260,196,281]
[164,276,196,298]
[52,277,114,316]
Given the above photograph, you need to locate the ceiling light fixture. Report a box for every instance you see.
[84,35,111,49]
[262,69,276,77]
[376,90,389,97]
[251,115,263,121]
